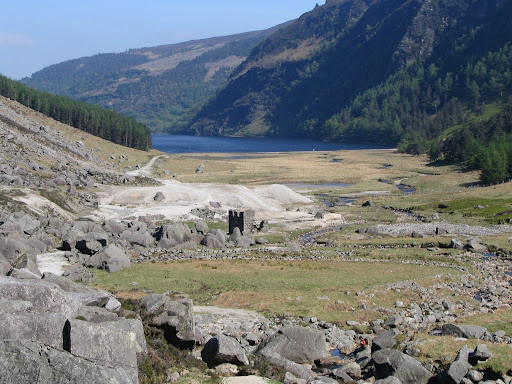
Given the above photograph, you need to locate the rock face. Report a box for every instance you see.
[0,339,136,384]
[0,275,144,384]
[372,348,433,384]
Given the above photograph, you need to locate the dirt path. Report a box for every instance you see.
[126,155,167,178]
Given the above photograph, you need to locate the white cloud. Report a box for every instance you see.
[0,32,36,47]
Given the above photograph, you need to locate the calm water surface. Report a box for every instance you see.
[152,134,388,154]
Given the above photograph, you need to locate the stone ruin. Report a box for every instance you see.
[229,209,268,234]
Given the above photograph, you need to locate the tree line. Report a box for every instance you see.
[0,74,151,150]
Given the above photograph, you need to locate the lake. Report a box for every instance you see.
[152,134,388,154]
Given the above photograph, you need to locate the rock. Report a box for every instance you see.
[201,334,249,367]
[443,346,472,384]
[155,223,194,248]
[0,276,81,317]
[142,295,196,349]
[214,363,239,376]
[0,312,67,350]
[467,370,484,382]
[332,361,361,379]
[257,325,328,364]
[0,254,13,275]
[256,238,269,245]
[87,244,130,273]
[62,265,95,283]
[41,272,112,307]
[372,348,432,384]
[469,344,492,364]
[102,219,125,235]
[385,315,403,328]
[464,239,487,253]
[74,306,119,323]
[154,192,165,201]
[362,200,373,207]
[372,329,399,352]
[284,371,308,384]
[195,220,209,235]
[75,233,108,255]
[374,377,402,384]
[0,339,138,384]
[436,324,489,340]
[122,231,155,248]
[70,319,139,379]
[449,239,464,250]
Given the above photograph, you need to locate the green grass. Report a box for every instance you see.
[412,197,512,224]
[93,259,463,323]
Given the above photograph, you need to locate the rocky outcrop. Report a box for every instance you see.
[0,274,144,383]
[141,293,197,349]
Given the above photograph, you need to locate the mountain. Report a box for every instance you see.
[22,24,290,132]
[187,0,512,146]
[1,75,151,150]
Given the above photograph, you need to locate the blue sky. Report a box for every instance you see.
[0,0,321,80]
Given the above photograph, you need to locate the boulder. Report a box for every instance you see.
[469,344,492,364]
[372,348,432,384]
[332,361,362,380]
[442,346,472,384]
[142,294,196,349]
[42,272,112,307]
[201,334,250,367]
[70,319,139,378]
[436,324,489,340]
[372,329,399,352]
[195,220,209,235]
[122,231,154,248]
[74,305,119,323]
[153,192,165,201]
[0,312,67,350]
[87,244,130,273]
[449,239,464,250]
[0,276,81,317]
[75,233,108,255]
[257,325,328,364]
[464,239,487,253]
[0,339,138,384]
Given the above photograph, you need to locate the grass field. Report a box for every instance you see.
[94,258,464,324]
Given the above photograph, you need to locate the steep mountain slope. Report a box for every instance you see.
[187,0,511,143]
[22,24,289,132]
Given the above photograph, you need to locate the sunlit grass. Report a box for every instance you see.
[93,259,463,323]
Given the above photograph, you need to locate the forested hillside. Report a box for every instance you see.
[22,25,289,132]
[0,75,151,150]
[187,0,512,147]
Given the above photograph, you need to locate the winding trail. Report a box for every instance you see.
[126,155,168,178]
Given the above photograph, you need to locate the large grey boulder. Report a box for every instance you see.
[70,319,139,379]
[201,334,250,367]
[141,294,196,349]
[42,273,112,307]
[464,239,487,253]
[155,223,193,248]
[0,339,137,384]
[74,233,108,255]
[0,312,67,350]
[372,348,433,384]
[372,329,399,352]
[436,324,490,340]
[441,346,472,384]
[469,344,492,364]
[0,276,81,317]
[121,231,154,248]
[87,244,130,273]
[257,325,328,364]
